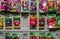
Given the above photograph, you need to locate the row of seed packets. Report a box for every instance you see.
[0,0,60,13]
[0,14,20,29]
[0,13,60,30]
[5,32,55,39]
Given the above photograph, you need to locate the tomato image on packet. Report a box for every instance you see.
[0,17,3,29]
[21,0,29,12]
[5,16,12,29]
[39,32,46,39]
[39,14,45,29]
[30,1,37,12]
[30,32,37,39]
[47,14,56,28]
[13,14,20,29]
[30,13,37,29]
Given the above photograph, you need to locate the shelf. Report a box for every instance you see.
[0,30,49,32]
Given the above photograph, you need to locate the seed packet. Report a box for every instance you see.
[0,16,3,29]
[30,32,37,39]
[21,0,29,12]
[39,14,45,29]
[1,1,5,11]
[0,32,5,39]
[12,32,20,39]
[57,1,60,13]
[47,14,56,28]
[56,15,60,28]
[5,16,12,29]
[13,14,20,29]
[39,32,46,39]
[1,1,10,11]
[30,13,37,29]
[10,0,21,12]
[0,1,2,12]
[47,33,55,39]
[30,1,37,12]
[38,0,47,13]
[22,33,28,39]
[21,13,29,30]
[5,32,12,39]
[47,1,57,13]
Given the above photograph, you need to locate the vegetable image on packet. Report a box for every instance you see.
[21,0,29,12]
[30,1,37,12]
[47,14,56,28]
[48,1,57,13]
[39,0,47,13]
[12,32,20,39]
[39,32,46,39]
[5,16,12,29]
[30,13,37,29]
[10,0,21,13]
[5,32,12,39]
[39,14,45,29]
[47,33,55,39]
[30,32,37,39]
[57,1,60,13]
[56,15,60,28]
[0,17,3,29]
[13,14,20,29]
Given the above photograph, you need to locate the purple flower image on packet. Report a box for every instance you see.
[5,5,9,10]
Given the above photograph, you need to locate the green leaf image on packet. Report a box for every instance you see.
[56,15,60,28]
[5,32,12,39]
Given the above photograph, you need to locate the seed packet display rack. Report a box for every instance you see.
[0,0,60,39]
